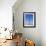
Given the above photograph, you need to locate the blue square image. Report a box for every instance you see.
[25,14,33,25]
[24,13,33,25]
[23,12,36,28]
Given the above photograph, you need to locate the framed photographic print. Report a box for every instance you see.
[23,12,36,28]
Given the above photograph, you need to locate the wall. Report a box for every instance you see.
[13,0,46,46]
[0,0,16,30]
[0,0,17,38]
[41,0,46,46]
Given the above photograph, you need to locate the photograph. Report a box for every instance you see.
[23,12,36,28]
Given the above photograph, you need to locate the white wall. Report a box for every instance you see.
[13,0,41,46]
[0,0,16,30]
[13,0,46,46]
[41,0,46,46]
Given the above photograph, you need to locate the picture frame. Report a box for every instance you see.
[23,12,36,28]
